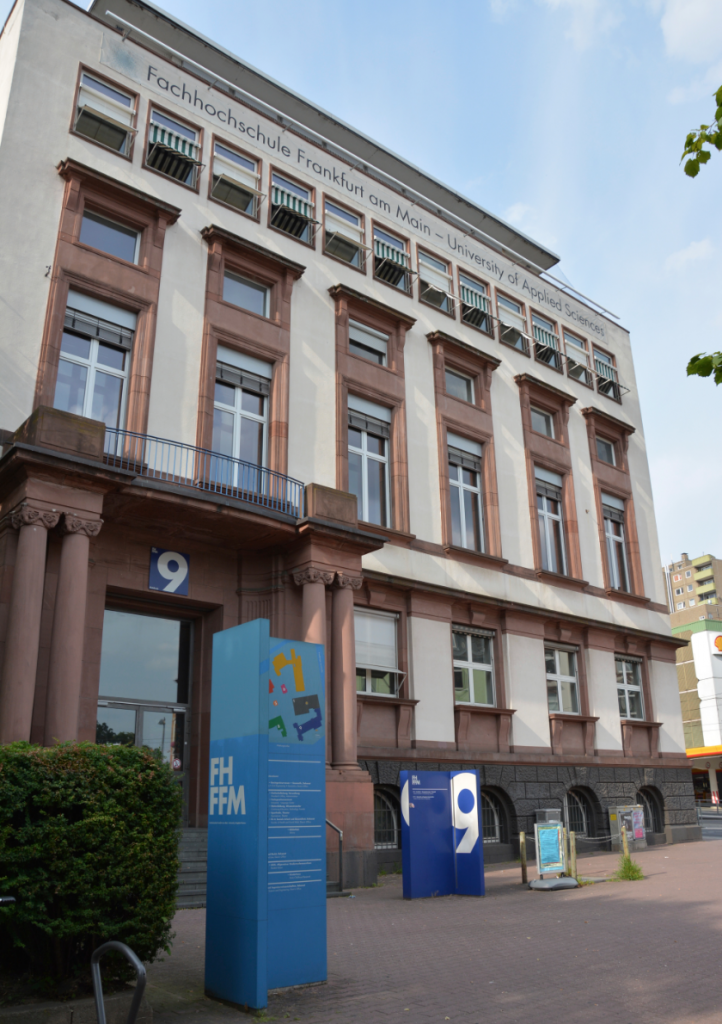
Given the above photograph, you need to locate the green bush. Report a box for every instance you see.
[614,854,644,881]
[0,742,182,999]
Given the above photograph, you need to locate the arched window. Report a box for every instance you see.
[565,790,589,837]
[636,788,664,834]
[374,790,399,849]
[480,789,507,844]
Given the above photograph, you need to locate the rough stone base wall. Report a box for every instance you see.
[360,760,700,859]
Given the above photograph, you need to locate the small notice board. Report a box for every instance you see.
[534,822,566,877]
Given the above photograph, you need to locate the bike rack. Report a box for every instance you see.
[91,941,146,1024]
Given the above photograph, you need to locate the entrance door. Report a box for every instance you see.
[95,609,192,822]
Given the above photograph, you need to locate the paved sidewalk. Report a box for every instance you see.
[149,841,720,1024]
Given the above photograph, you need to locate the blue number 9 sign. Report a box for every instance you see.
[149,547,190,595]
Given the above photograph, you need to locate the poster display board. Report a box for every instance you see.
[399,770,485,898]
[534,822,566,877]
[205,619,326,1010]
[608,805,647,850]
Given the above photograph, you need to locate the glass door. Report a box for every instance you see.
[95,609,192,822]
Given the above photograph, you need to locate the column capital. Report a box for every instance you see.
[60,514,104,538]
[335,572,363,590]
[10,504,60,531]
[292,567,335,587]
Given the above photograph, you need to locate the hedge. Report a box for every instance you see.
[0,742,182,997]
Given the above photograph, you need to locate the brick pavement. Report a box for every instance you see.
[150,841,721,1024]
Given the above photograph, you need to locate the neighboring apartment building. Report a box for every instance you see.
[664,553,722,801]
[0,0,699,883]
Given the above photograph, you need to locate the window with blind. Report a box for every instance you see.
[325,200,367,267]
[497,294,529,353]
[602,492,630,592]
[270,172,315,242]
[74,72,136,155]
[53,291,135,432]
[212,345,272,469]
[348,320,389,366]
[418,250,453,312]
[448,432,484,552]
[348,396,391,526]
[355,609,399,696]
[146,109,201,187]
[535,466,567,575]
[211,142,262,216]
[452,627,495,706]
[616,658,644,720]
[545,647,579,715]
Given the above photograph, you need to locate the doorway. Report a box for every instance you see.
[95,609,192,821]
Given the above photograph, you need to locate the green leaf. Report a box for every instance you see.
[684,158,700,177]
[699,149,712,163]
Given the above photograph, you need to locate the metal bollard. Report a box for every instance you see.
[569,831,577,880]
[519,831,528,884]
[91,941,146,1024]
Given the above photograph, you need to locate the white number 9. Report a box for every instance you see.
[157,551,189,592]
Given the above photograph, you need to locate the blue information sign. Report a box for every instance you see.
[205,619,326,1010]
[400,769,484,899]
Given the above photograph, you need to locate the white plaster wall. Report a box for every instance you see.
[650,659,686,754]
[584,648,623,751]
[568,408,606,588]
[408,617,455,744]
[404,318,442,543]
[490,360,534,568]
[502,634,551,750]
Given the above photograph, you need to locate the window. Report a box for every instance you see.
[270,172,315,242]
[348,396,391,526]
[616,658,644,720]
[535,467,566,575]
[445,368,474,403]
[452,628,494,705]
[532,314,562,370]
[79,210,139,263]
[349,320,388,366]
[546,647,579,714]
[222,271,269,317]
[373,226,412,292]
[677,602,685,609]
[564,331,593,386]
[212,345,271,468]
[672,574,681,582]
[448,433,484,551]
[74,72,135,155]
[685,570,692,577]
[211,141,261,215]
[636,788,664,834]
[702,592,718,603]
[602,492,629,592]
[324,200,365,267]
[355,609,399,695]
[674,588,683,596]
[595,436,616,465]
[687,585,694,592]
[418,250,453,312]
[689,599,696,606]
[374,791,399,848]
[594,347,621,401]
[53,291,134,432]
[459,274,492,333]
[565,790,589,836]
[530,406,554,438]
[480,791,505,844]
[147,109,201,186]
[497,294,528,353]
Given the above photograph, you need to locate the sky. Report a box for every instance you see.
[3,0,721,565]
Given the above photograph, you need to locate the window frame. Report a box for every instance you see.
[354,607,400,697]
[268,167,317,246]
[322,195,368,272]
[212,356,270,469]
[545,646,580,715]
[222,269,271,319]
[496,292,530,355]
[563,329,594,388]
[209,135,263,220]
[536,468,568,576]
[445,367,475,404]
[602,493,631,592]
[593,345,623,403]
[372,222,414,295]
[530,405,555,439]
[71,65,138,160]
[144,105,203,192]
[78,208,142,266]
[348,319,389,367]
[595,435,617,465]
[452,627,495,707]
[616,657,645,720]
[448,440,485,553]
[531,310,563,372]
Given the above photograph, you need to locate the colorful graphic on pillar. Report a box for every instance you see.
[267,640,324,748]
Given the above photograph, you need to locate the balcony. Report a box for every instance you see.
[104,427,305,517]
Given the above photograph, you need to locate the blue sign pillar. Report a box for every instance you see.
[400,769,484,899]
[205,619,326,1010]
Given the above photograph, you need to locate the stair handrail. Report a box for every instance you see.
[91,941,146,1024]
[326,818,344,894]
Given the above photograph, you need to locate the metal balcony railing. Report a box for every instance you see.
[533,324,563,370]
[104,428,305,517]
[594,358,624,401]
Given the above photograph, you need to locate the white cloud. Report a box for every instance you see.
[661,0,722,64]
[668,60,722,104]
[663,238,715,273]
[488,0,519,22]
[538,0,623,51]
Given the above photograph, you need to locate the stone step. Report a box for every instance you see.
[177,872,207,887]
[176,830,208,908]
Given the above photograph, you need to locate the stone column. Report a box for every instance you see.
[293,567,334,646]
[44,514,103,745]
[0,505,60,743]
[331,573,363,769]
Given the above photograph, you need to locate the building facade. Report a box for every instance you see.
[0,0,699,883]
[664,552,722,621]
